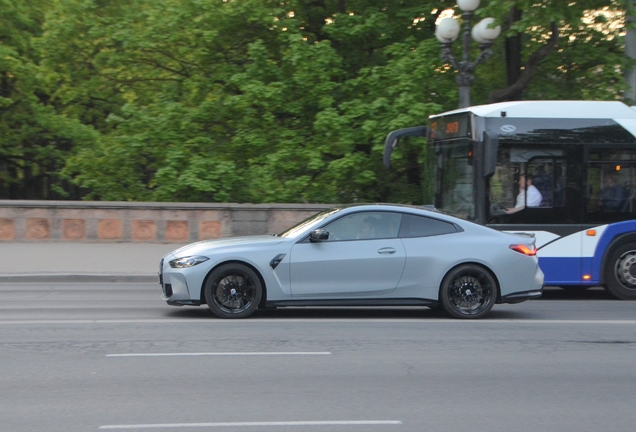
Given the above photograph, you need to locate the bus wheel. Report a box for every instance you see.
[440,264,497,319]
[605,243,636,300]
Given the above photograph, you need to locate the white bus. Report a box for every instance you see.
[384,100,636,299]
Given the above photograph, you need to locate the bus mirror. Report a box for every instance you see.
[383,126,429,168]
[483,130,498,178]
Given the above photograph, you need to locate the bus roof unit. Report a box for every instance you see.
[431,100,636,120]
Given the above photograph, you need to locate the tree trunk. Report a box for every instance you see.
[504,8,523,100]
[490,21,559,103]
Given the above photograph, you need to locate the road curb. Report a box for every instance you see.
[0,274,157,283]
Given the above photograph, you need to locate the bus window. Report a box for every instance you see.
[490,148,565,220]
[490,163,516,210]
[527,158,566,208]
[586,157,636,222]
[434,140,475,220]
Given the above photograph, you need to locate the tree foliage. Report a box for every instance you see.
[0,0,98,199]
[0,0,630,203]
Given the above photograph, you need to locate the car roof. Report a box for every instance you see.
[330,203,453,219]
[330,203,506,234]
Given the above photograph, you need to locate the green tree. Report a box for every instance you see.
[45,0,443,202]
[0,0,98,199]
[475,0,629,102]
[10,0,632,204]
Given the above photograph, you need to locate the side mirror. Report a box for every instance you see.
[309,229,329,242]
[383,126,429,168]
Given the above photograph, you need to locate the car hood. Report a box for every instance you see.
[167,235,285,258]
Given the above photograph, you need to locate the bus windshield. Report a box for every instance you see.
[432,139,475,220]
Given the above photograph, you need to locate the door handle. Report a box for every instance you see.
[377,247,396,254]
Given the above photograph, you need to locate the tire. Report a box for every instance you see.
[604,243,636,300]
[204,263,263,319]
[440,264,497,319]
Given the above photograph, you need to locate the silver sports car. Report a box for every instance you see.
[159,204,544,319]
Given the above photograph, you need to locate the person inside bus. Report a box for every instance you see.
[598,172,626,212]
[532,164,552,206]
[505,174,543,214]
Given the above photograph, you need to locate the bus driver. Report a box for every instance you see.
[505,174,543,214]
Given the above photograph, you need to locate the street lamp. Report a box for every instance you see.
[435,0,501,108]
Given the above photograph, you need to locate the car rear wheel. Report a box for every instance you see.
[440,264,497,319]
[204,263,262,319]
[605,243,636,300]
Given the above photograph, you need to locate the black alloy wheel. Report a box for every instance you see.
[440,264,497,319]
[204,263,263,319]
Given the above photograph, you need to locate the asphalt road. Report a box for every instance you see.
[1,283,636,432]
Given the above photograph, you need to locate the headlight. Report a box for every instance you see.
[169,256,210,268]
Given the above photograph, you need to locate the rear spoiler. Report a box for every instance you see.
[383,126,429,168]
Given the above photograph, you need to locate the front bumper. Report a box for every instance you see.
[159,256,195,304]
[167,299,202,306]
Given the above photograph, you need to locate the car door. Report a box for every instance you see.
[395,213,464,298]
[289,211,406,297]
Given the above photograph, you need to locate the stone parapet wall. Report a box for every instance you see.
[0,201,330,243]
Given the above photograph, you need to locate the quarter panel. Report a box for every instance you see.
[398,232,541,298]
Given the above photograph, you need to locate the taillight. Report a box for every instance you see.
[509,244,537,256]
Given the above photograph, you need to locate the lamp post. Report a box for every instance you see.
[435,0,501,108]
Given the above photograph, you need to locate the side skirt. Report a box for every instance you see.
[265,298,436,308]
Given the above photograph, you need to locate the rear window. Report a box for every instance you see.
[398,214,458,238]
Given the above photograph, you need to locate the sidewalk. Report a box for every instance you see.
[0,243,187,283]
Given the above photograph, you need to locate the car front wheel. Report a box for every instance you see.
[204,263,263,319]
[440,264,497,319]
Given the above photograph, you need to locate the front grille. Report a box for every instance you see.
[159,259,164,285]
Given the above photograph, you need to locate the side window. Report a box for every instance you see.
[322,212,401,241]
[398,214,458,238]
[587,161,636,222]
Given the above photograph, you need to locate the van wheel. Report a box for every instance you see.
[605,243,636,300]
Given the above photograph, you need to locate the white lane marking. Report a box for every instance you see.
[107,352,332,357]
[99,420,402,429]
[1,319,636,325]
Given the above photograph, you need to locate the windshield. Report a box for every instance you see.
[432,140,475,220]
[277,208,341,238]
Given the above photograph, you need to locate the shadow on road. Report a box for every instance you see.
[165,306,450,320]
[161,286,617,321]
[164,306,551,320]
[539,286,614,301]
